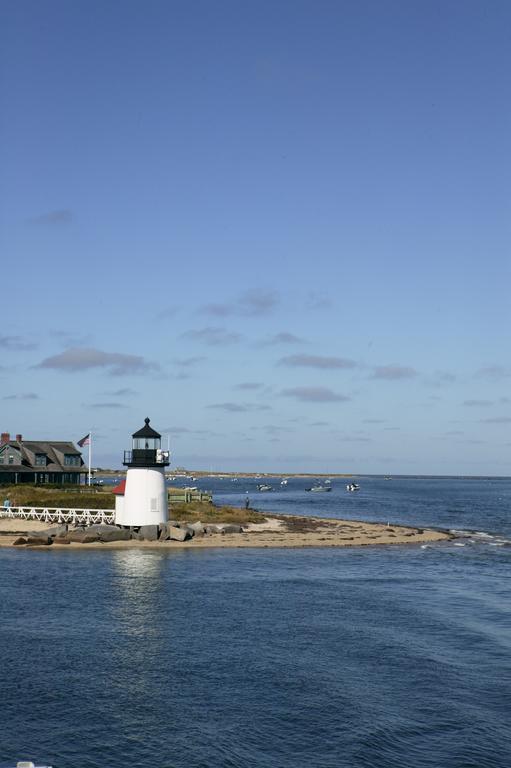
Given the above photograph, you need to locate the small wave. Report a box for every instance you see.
[451,529,496,540]
[447,529,510,550]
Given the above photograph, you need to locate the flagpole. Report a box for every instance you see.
[88,432,92,486]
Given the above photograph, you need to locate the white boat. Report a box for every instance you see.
[257,483,273,491]
[305,483,332,492]
[8,763,53,768]
[280,478,288,485]
[346,483,360,492]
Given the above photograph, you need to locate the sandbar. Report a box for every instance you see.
[0,515,450,549]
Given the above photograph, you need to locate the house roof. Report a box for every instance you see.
[0,439,85,473]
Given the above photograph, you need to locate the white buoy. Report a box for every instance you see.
[116,418,170,527]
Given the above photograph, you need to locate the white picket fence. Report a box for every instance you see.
[0,506,115,526]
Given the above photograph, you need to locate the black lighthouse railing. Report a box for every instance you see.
[123,449,170,468]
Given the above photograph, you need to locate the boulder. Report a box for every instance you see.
[28,525,68,539]
[51,525,69,538]
[53,537,70,545]
[139,525,159,541]
[159,522,177,541]
[205,524,222,534]
[99,528,131,542]
[168,525,191,542]
[66,529,99,543]
[86,524,120,533]
[12,537,27,546]
[218,524,243,534]
[188,521,205,536]
[159,522,195,541]
[26,536,52,546]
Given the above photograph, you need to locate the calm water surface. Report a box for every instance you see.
[0,477,510,767]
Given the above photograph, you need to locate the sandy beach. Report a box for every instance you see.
[0,515,450,549]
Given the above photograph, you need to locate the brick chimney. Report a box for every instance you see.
[1,432,10,446]
[16,434,23,443]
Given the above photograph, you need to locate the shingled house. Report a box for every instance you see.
[0,432,87,485]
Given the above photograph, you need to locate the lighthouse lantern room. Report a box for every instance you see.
[116,418,170,527]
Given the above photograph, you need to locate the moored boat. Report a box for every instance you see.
[305,483,332,492]
[5,763,53,768]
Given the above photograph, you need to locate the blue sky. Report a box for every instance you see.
[1,0,510,474]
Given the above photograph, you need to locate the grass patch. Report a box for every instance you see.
[170,501,265,524]
[1,485,116,509]
[1,486,266,523]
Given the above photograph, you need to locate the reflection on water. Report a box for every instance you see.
[106,550,173,738]
[111,549,167,639]
[112,547,166,581]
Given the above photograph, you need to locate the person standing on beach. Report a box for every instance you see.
[245,493,250,509]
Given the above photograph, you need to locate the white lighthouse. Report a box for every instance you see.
[115,418,170,527]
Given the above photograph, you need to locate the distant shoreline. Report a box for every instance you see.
[94,470,510,481]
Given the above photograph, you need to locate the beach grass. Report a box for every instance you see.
[1,485,116,509]
[0,485,265,524]
[170,500,265,524]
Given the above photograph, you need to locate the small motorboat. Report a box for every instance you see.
[257,484,273,492]
[346,483,360,492]
[305,484,332,492]
[7,763,53,768]
[280,478,288,485]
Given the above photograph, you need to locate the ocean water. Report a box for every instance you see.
[0,477,510,768]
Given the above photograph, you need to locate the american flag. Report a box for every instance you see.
[77,433,91,447]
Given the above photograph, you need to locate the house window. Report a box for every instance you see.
[35,454,47,466]
[0,457,3,464]
[64,454,80,466]
[8,455,14,464]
